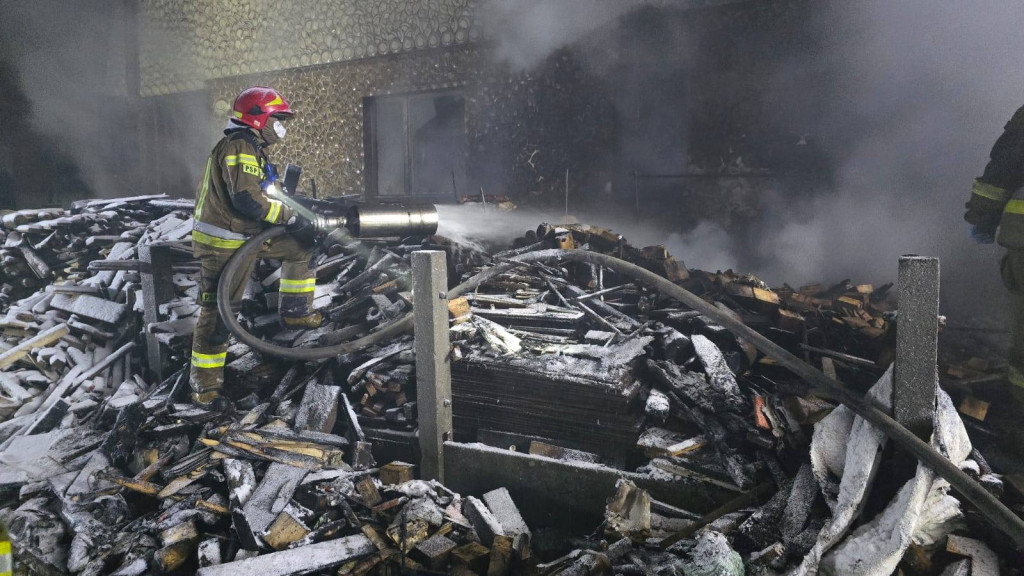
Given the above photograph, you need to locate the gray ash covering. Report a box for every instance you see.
[0,198,1016,574]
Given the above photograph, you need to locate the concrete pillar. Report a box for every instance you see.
[139,243,174,382]
[412,250,452,482]
[894,256,939,441]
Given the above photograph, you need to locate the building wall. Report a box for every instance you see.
[201,45,615,203]
[138,0,478,97]
[137,0,823,230]
[208,46,477,199]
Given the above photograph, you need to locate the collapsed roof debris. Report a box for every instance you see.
[0,199,1020,574]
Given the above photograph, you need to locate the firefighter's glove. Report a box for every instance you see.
[970,223,997,245]
[286,214,319,246]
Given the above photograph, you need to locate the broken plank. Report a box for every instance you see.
[486,534,513,576]
[946,534,999,576]
[0,323,69,370]
[264,512,310,551]
[379,461,415,485]
[105,475,162,496]
[195,534,374,576]
[691,335,746,412]
[234,462,308,550]
[49,293,127,324]
[295,381,342,433]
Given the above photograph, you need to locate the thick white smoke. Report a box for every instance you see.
[478,0,1024,322]
[2,0,215,201]
[752,0,1024,319]
[481,0,651,71]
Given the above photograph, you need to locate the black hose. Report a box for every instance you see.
[508,249,1024,549]
[216,227,413,361]
[217,228,527,362]
[218,238,1024,547]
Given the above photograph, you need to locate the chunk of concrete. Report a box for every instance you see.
[463,496,504,546]
[482,487,531,557]
[414,533,457,570]
[233,463,308,550]
[197,538,222,567]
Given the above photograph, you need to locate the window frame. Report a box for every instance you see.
[363,89,467,203]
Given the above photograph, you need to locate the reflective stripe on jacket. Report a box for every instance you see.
[1000,188,1024,248]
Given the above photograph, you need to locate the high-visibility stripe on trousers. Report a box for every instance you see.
[191,350,227,369]
[279,278,316,294]
[190,346,227,397]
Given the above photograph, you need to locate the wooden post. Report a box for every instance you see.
[139,243,174,381]
[894,256,939,441]
[413,250,452,482]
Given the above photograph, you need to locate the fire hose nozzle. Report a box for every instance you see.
[346,204,438,238]
[313,205,439,239]
[267,185,438,239]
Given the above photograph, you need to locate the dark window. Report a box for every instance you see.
[364,91,467,202]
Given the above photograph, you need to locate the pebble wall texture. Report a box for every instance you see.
[207,46,615,203]
[140,0,808,214]
[139,0,478,97]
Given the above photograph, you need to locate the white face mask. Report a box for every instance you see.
[273,120,287,140]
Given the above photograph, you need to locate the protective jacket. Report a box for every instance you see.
[193,129,293,248]
[965,105,1024,248]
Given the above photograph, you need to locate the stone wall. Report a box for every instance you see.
[139,0,478,97]
[206,45,615,203]
[141,0,824,225]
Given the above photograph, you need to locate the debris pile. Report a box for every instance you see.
[0,196,197,424]
[0,198,195,311]
[0,200,1020,574]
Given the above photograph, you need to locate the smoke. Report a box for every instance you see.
[0,0,215,204]
[1,0,1017,322]
[477,0,1024,322]
[481,0,650,71]
[748,0,1024,320]
[0,0,136,201]
[663,223,740,274]
[436,203,744,274]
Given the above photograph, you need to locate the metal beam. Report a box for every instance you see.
[412,250,452,482]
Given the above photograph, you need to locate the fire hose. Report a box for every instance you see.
[217,233,1024,548]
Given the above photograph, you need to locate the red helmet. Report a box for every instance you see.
[231,87,294,129]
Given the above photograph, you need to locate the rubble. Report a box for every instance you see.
[0,200,1019,574]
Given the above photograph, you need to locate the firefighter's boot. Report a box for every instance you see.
[282,312,324,329]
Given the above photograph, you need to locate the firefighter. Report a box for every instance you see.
[189,86,320,407]
[965,104,1024,401]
